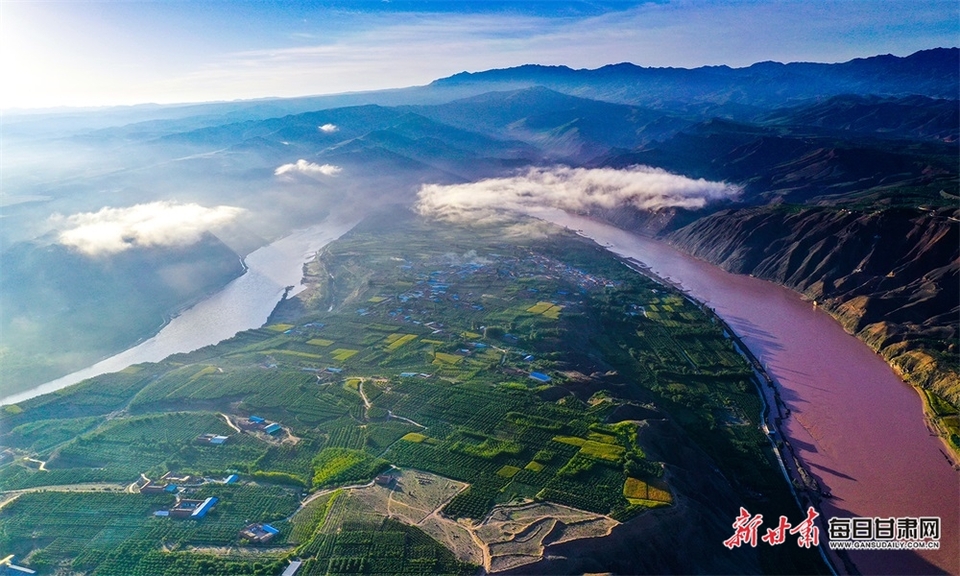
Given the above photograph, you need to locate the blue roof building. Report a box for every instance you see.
[262,524,280,535]
[529,372,552,383]
[191,497,218,519]
[264,423,282,434]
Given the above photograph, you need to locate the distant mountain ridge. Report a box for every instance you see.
[433,48,959,109]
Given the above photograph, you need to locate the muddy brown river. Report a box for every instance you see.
[544,210,958,575]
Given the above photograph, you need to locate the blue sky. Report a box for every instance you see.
[1,0,956,109]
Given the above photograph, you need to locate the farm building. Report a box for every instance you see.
[139,471,191,494]
[281,560,303,576]
[239,415,284,434]
[263,423,282,435]
[169,499,203,518]
[529,372,552,383]
[192,497,218,518]
[161,471,196,485]
[169,496,218,519]
[239,522,280,543]
[139,481,168,494]
[224,474,239,484]
[195,433,229,445]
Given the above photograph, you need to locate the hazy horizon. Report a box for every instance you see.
[2,46,957,116]
[2,0,956,110]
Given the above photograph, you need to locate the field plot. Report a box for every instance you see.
[384,333,418,350]
[350,469,466,525]
[331,348,359,362]
[474,501,618,573]
[292,486,472,575]
[622,476,673,507]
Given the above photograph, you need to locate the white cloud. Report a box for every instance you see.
[274,159,343,177]
[318,123,339,133]
[416,165,740,223]
[52,201,243,256]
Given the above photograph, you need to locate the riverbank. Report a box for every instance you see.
[540,209,959,575]
[664,205,959,411]
[621,256,844,575]
[0,217,358,407]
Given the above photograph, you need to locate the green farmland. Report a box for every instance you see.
[0,214,820,574]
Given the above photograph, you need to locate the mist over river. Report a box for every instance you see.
[0,216,357,407]
[540,209,958,575]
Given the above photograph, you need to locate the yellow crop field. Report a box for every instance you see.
[648,485,673,503]
[331,349,359,361]
[527,301,562,319]
[526,302,554,314]
[524,461,545,472]
[266,323,295,332]
[623,477,648,499]
[497,465,521,478]
[368,296,387,303]
[587,432,618,444]
[386,334,418,350]
[433,352,463,365]
[401,432,427,443]
[623,477,673,505]
[541,305,562,319]
[307,338,335,347]
[553,435,624,460]
[461,331,482,339]
[421,339,444,345]
[579,441,624,461]
[553,436,586,447]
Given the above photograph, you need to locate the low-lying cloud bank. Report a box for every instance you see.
[319,124,339,133]
[416,165,741,223]
[52,201,244,256]
[275,159,343,177]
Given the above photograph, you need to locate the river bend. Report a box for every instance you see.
[542,210,958,575]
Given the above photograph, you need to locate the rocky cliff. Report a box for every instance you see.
[665,205,959,404]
